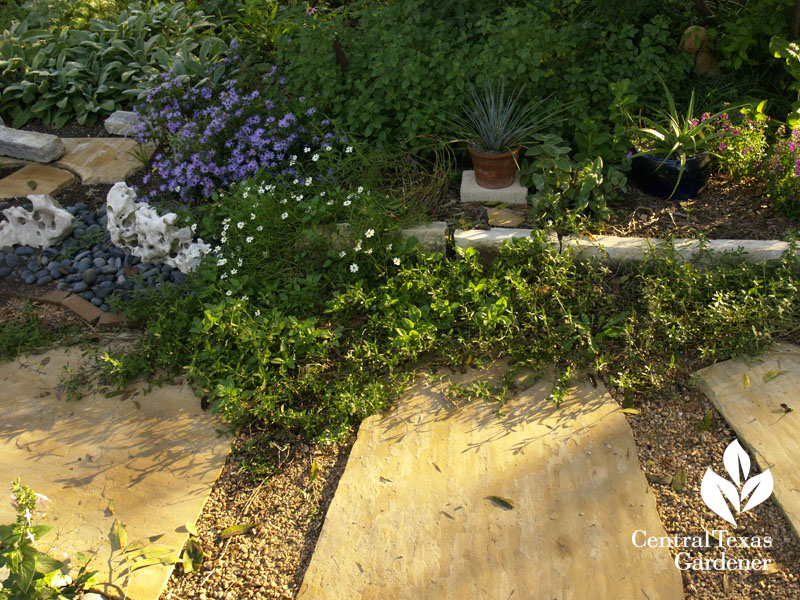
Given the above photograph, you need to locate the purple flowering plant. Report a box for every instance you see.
[764,127,800,219]
[710,108,769,179]
[132,62,336,204]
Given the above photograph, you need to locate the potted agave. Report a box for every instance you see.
[451,79,568,189]
[627,79,735,199]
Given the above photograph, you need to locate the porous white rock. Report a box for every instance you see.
[0,194,75,248]
[106,182,210,272]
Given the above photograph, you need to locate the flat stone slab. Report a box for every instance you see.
[696,342,800,540]
[454,227,534,253]
[55,138,153,185]
[399,221,447,253]
[487,206,525,227]
[0,347,231,600]
[0,126,65,162]
[460,170,528,205]
[0,164,75,199]
[299,364,682,600]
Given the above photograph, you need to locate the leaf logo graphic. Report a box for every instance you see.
[700,440,774,525]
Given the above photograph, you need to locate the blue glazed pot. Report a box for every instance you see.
[630,153,711,200]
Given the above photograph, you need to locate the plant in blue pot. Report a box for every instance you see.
[627,79,736,200]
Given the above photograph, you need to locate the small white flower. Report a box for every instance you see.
[325,145,332,151]
[24,507,31,526]
[326,200,333,206]
[365,229,374,238]
[257,225,263,231]
[357,186,364,194]
[345,146,353,153]
[281,199,288,204]
[220,235,227,244]
[241,295,248,301]
[226,290,232,296]
[304,146,311,153]
[246,236,253,243]
[349,263,359,273]
[237,258,243,267]
[250,213,256,220]
[312,154,319,162]
[387,243,393,251]
[365,248,373,255]
[343,200,351,207]
[354,240,362,252]
[290,155,297,163]
[281,212,288,220]
[393,257,401,266]
[339,250,346,258]
[237,222,245,229]
[305,177,312,187]
[320,191,326,197]
[217,258,228,266]
[230,268,238,275]
[191,223,197,233]
[220,273,227,279]
[293,179,299,185]
[254,310,261,317]
[213,245,221,253]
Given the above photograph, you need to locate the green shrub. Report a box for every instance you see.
[0,2,233,127]
[274,0,691,159]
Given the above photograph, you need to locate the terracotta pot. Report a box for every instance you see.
[468,145,520,189]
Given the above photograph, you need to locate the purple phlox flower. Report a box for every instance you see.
[306,7,317,15]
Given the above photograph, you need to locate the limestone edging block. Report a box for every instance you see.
[104,111,139,137]
[298,364,683,600]
[0,347,232,600]
[55,138,153,185]
[0,164,75,199]
[0,126,65,162]
[460,170,528,205]
[695,342,800,540]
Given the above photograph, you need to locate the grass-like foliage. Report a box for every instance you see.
[0,303,81,362]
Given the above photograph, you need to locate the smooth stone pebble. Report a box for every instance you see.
[0,267,11,278]
[5,254,19,268]
[98,214,108,227]
[93,257,107,268]
[95,287,112,300]
[36,275,52,286]
[73,202,87,212]
[110,257,122,268]
[170,271,186,283]
[98,280,113,288]
[23,275,36,284]
[99,303,109,312]
[20,269,32,279]
[116,275,127,284]
[109,247,125,258]
[56,281,67,290]
[87,224,101,234]
[82,268,97,285]
[73,227,86,237]
[141,268,158,279]
[71,282,88,293]
[42,247,58,256]
[75,250,91,261]
[39,256,50,266]
[101,265,117,275]
[90,297,103,307]
[15,246,33,256]
[81,291,94,301]
[65,274,82,283]
[66,206,78,215]
[0,202,8,211]
[160,264,173,274]
[77,257,92,272]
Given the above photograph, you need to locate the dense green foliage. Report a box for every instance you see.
[0,2,233,127]
[0,303,81,362]
[275,0,692,158]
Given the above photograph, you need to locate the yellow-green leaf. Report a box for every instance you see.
[111,519,127,551]
[763,370,787,383]
[743,373,750,389]
[620,407,640,415]
[671,467,687,492]
[310,459,319,482]
[123,546,173,561]
[486,496,514,510]
[128,555,179,571]
[185,521,198,537]
[182,538,204,573]
[219,523,256,539]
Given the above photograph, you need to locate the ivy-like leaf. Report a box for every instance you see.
[111,518,128,551]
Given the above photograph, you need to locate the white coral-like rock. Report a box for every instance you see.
[0,194,75,248]
[105,182,209,272]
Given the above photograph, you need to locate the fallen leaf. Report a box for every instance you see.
[620,408,640,415]
[219,523,256,539]
[646,473,672,486]
[26,180,37,190]
[128,556,179,571]
[743,373,750,389]
[486,496,514,510]
[185,521,198,537]
[763,370,787,383]
[671,467,687,492]
[182,537,204,573]
[111,519,127,551]
[106,499,115,515]
[124,546,173,560]
[761,562,784,575]
[39,357,50,367]
[310,459,319,482]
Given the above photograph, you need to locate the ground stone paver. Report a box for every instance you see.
[298,362,683,600]
[0,163,76,199]
[0,347,232,600]
[55,138,153,185]
[487,206,525,227]
[0,126,65,162]
[696,341,800,540]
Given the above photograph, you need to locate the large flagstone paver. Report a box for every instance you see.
[0,164,76,199]
[0,348,232,600]
[696,342,800,539]
[54,138,153,185]
[298,365,683,600]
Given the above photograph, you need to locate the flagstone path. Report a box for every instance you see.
[298,362,683,600]
[696,342,800,539]
[0,347,232,600]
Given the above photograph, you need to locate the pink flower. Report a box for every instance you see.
[306,6,317,15]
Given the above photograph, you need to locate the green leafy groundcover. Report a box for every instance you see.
[101,230,800,442]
